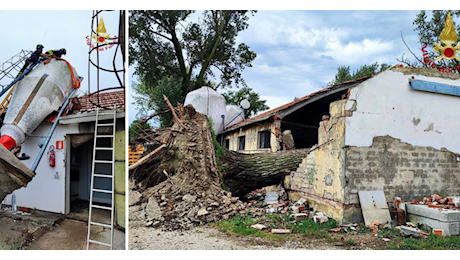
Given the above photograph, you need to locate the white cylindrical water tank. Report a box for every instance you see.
[184,86,226,135]
[225,104,245,127]
[0,59,78,149]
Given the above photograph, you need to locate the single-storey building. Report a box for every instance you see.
[221,67,460,223]
[1,90,126,228]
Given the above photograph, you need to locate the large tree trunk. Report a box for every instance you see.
[130,105,309,196]
[221,149,310,196]
[129,104,311,229]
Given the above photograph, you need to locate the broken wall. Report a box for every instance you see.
[341,68,460,223]
[343,135,460,223]
[285,99,356,221]
[287,67,460,224]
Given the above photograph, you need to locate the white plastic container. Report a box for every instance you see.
[184,86,226,134]
[1,59,78,149]
[225,104,245,127]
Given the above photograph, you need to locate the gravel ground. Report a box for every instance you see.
[129,225,340,250]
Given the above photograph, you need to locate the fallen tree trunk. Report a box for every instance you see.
[221,149,310,196]
[129,103,314,230]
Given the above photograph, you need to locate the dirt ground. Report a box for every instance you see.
[129,225,388,250]
[0,208,125,250]
[28,219,125,250]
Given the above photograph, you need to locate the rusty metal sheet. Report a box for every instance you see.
[358,190,392,226]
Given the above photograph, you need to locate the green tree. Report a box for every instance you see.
[129,120,152,140]
[222,87,269,119]
[328,62,391,86]
[412,10,460,70]
[129,10,257,102]
[132,77,183,128]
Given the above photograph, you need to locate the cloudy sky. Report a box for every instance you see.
[0,10,124,99]
[128,10,428,125]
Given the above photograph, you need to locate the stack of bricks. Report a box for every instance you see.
[411,194,460,210]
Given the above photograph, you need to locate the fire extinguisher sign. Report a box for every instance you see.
[56,141,64,150]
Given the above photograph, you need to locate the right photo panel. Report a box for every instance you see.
[128,10,460,250]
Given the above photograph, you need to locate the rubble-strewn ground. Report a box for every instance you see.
[130,225,336,250]
[129,224,389,250]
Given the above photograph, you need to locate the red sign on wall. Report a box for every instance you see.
[56,141,64,150]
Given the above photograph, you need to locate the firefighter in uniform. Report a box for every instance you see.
[44,48,67,64]
[17,44,48,77]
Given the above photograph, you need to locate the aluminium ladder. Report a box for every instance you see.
[86,107,117,250]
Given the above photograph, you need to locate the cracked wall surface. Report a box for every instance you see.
[285,99,354,221]
[286,68,460,224]
[343,135,460,223]
[224,120,280,154]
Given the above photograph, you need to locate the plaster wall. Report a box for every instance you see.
[3,122,79,213]
[345,68,460,154]
[286,100,353,221]
[224,120,279,154]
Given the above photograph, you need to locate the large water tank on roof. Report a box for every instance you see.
[0,59,78,150]
[225,104,245,127]
[184,86,226,135]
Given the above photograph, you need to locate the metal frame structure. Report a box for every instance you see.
[86,9,125,250]
[87,10,125,110]
[0,50,33,90]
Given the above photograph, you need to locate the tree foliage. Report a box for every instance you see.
[129,10,257,98]
[131,77,183,127]
[222,87,269,119]
[329,62,391,86]
[129,120,152,140]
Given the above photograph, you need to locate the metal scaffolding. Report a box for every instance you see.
[0,50,33,90]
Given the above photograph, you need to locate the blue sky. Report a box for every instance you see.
[128,10,429,125]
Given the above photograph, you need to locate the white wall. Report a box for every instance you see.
[345,68,460,154]
[3,122,79,213]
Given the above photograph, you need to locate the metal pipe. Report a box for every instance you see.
[225,108,245,126]
[31,88,78,172]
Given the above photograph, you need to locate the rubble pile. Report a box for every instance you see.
[130,188,255,230]
[410,194,460,210]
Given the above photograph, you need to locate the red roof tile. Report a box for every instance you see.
[225,76,372,131]
[75,90,125,112]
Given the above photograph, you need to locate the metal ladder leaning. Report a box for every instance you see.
[87,107,117,250]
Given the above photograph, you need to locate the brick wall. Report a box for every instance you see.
[344,135,460,206]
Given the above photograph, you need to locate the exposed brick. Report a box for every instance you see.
[344,136,460,206]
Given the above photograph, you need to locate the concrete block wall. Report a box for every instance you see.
[344,135,460,204]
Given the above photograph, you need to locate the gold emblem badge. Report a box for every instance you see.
[433,12,460,61]
[92,17,111,45]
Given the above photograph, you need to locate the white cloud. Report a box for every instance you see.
[238,11,350,48]
[258,95,293,113]
[319,38,394,64]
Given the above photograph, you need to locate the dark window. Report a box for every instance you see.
[238,136,245,150]
[225,139,230,149]
[259,130,271,149]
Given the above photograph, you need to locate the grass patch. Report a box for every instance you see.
[213,212,460,250]
[387,233,460,250]
[212,213,339,243]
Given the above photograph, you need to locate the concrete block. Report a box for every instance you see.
[406,204,460,235]
[406,204,460,222]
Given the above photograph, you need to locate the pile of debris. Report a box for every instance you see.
[410,194,460,210]
[130,188,251,230]
[129,97,311,231]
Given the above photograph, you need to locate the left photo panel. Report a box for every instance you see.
[0,10,126,250]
